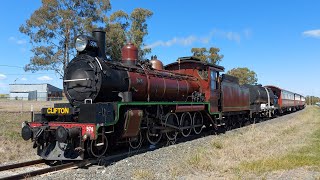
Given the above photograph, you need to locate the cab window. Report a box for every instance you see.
[211,70,216,90]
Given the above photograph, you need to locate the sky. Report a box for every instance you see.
[0,0,319,97]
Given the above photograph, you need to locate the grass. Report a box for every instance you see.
[175,106,320,178]
[0,111,38,164]
[211,140,224,149]
[0,99,67,112]
[187,147,205,167]
[132,169,155,180]
[240,116,320,173]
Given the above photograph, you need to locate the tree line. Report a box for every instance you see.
[305,96,320,105]
[21,0,258,85]
[191,47,257,85]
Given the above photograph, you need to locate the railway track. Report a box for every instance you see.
[0,139,167,180]
[0,145,156,180]
[0,159,45,172]
[0,125,249,179]
[0,159,95,180]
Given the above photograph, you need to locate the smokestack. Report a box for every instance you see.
[92,28,106,58]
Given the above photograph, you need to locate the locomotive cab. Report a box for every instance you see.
[165,57,224,114]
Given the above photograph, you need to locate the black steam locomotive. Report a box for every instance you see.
[21,28,305,162]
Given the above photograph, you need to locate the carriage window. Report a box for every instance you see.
[211,70,216,90]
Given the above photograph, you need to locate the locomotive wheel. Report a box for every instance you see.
[180,112,192,137]
[87,133,108,158]
[193,112,203,135]
[129,131,143,149]
[146,127,162,145]
[164,113,179,141]
[243,116,251,126]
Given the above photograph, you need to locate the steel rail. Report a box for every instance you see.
[0,159,95,180]
[0,159,45,172]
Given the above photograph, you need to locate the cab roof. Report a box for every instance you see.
[164,56,224,72]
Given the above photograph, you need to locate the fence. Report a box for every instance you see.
[0,97,68,113]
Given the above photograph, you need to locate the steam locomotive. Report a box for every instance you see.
[21,28,305,161]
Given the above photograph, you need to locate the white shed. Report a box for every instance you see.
[9,84,62,101]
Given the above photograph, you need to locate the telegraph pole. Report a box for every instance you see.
[309,96,311,105]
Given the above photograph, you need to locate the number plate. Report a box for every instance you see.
[42,107,73,116]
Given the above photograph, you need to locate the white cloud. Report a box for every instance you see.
[145,28,250,49]
[302,29,320,38]
[0,83,7,87]
[0,83,9,94]
[21,77,27,81]
[145,34,217,49]
[145,36,199,49]
[226,32,241,42]
[211,29,241,43]
[8,36,27,45]
[0,74,7,80]
[37,76,53,81]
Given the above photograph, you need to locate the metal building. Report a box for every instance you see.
[9,84,62,101]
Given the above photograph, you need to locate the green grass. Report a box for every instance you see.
[0,111,37,163]
[186,147,213,171]
[239,108,320,173]
[132,169,155,180]
[211,140,224,149]
[0,112,29,140]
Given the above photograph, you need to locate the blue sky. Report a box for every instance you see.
[0,0,319,97]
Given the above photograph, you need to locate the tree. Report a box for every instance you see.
[227,67,258,85]
[106,8,153,60]
[105,10,129,61]
[20,0,111,77]
[21,1,153,75]
[129,8,153,59]
[191,47,224,64]
[306,95,320,105]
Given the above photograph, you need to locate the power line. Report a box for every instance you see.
[3,73,56,76]
[0,65,24,68]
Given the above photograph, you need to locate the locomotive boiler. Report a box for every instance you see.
[64,29,200,106]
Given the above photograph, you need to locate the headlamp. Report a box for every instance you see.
[75,35,88,52]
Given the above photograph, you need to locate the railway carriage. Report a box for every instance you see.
[294,93,306,110]
[265,85,305,113]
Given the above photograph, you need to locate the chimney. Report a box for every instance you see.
[92,28,106,58]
